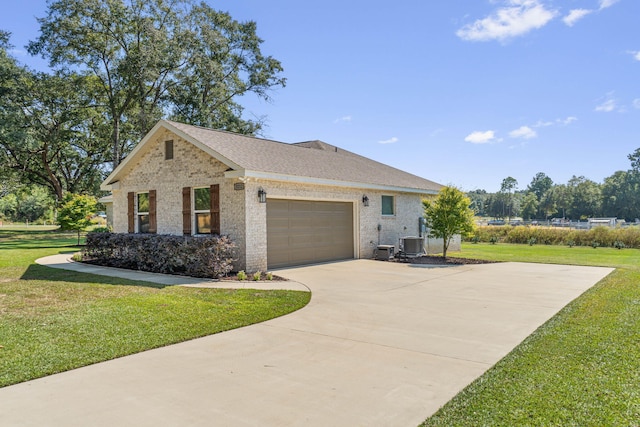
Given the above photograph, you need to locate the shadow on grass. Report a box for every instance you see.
[20,263,167,289]
[0,230,80,248]
[1,243,80,250]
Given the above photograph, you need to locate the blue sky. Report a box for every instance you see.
[2,0,639,192]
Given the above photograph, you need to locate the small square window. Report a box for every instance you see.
[381,195,395,216]
[165,140,174,160]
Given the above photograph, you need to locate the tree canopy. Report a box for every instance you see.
[0,0,286,209]
[0,67,109,201]
[28,0,286,168]
[423,186,476,257]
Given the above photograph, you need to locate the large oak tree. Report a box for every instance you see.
[28,0,286,168]
[1,32,109,201]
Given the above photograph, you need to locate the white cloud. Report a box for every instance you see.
[533,119,554,127]
[599,0,620,10]
[629,51,640,61]
[633,99,640,109]
[456,0,558,42]
[333,115,352,124]
[378,137,398,144]
[509,125,537,139]
[560,116,578,125]
[464,130,498,144]
[563,9,592,27]
[595,98,617,112]
[533,116,577,127]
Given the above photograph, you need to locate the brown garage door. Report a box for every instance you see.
[267,199,354,268]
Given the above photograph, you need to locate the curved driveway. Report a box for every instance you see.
[0,260,612,426]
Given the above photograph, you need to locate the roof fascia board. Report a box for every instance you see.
[225,170,438,195]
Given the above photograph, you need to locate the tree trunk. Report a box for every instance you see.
[112,116,120,169]
[41,149,64,201]
[442,236,449,258]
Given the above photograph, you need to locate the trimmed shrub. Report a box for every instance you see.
[83,233,236,278]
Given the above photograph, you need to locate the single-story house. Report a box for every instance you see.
[101,120,451,272]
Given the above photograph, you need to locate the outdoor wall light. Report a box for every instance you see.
[258,187,267,203]
[362,195,369,207]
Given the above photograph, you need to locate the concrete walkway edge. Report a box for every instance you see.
[35,254,311,291]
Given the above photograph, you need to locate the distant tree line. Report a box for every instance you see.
[467,148,640,222]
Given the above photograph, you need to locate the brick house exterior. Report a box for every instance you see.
[101,120,453,272]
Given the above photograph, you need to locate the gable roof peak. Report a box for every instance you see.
[293,140,339,152]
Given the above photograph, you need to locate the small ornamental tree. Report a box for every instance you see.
[58,193,98,245]
[423,186,476,258]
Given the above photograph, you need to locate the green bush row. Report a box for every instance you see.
[469,225,640,249]
[83,232,236,278]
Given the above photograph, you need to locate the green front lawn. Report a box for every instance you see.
[0,230,310,387]
[421,243,640,426]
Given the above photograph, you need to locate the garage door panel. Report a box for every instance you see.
[289,218,312,229]
[267,199,354,268]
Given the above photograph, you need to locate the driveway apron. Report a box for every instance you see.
[0,260,612,426]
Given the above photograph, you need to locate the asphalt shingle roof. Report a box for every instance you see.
[166,120,442,193]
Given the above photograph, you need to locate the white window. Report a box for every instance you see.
[137,192,150,233]
[381,195,395,216]
[194,187,211,234]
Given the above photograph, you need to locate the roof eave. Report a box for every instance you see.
[225,170,439,195]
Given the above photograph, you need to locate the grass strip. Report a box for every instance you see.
[449,242,640,269]
[421,243,640,426]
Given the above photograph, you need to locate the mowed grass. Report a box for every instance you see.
[421,243,640,426]
[0,230,310,387]
[451,241,640,269]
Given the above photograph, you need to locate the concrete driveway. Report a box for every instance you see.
[0,260,612,426]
